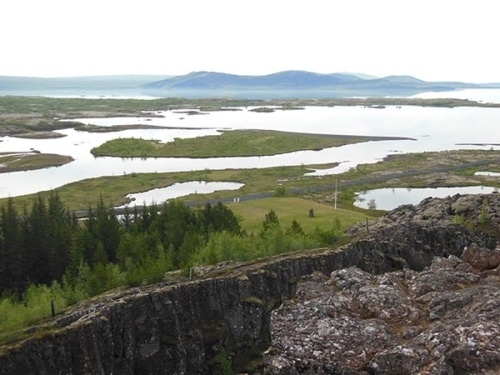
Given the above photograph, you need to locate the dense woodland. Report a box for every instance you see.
[0,193,247,296]
[0,194,341,327]
[0,193,344,343]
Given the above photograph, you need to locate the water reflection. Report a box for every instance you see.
[117,181,244,208]
[355,186,499,211]
[475,171,500,177]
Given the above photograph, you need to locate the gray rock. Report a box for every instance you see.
[264,254,500,374]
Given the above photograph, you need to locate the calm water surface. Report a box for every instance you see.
[2,90,500,199]
[355,186,500,211]
[117,181,244,208]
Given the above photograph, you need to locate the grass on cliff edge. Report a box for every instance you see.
[90,129,411,158]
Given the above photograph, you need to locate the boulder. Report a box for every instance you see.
[461,242,500,271]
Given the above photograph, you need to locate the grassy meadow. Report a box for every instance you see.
[228,196,368,234]
[90,129,410,158]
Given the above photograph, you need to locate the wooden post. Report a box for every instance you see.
[51,299,56,317]
[365,218,369,235]
[309,208,314,218]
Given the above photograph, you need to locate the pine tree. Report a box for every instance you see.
[261,209,280,235]
[46,192,75,281]
[200,202,241,236]
[94,196,120,263]
[286,219,304,236]
[25,195,51,285]
[0,199,25,292]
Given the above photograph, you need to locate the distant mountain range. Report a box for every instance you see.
[1,71,499,99]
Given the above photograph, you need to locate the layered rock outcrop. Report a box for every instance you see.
[0,193,498,374]
[263,250,500,374]
[263,192,500,375]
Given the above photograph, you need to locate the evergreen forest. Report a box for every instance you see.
[0,194,344,343]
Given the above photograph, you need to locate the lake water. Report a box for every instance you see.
[355,186,500,211]
[475,171,500,177]
[412,88,500,104]
[1,89,500,200]
[117,181,244,208]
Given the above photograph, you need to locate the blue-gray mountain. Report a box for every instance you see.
[143,70,499,98]
[1,71,499,98]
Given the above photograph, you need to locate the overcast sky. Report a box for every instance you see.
[1,0,498,82]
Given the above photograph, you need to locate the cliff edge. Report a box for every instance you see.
[0,193,499,374]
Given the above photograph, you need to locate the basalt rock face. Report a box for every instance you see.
[263,193,500,375]
[0,193,499,374]
[0,271,289,375]
[349,192,500,239]
[263,252,500,374]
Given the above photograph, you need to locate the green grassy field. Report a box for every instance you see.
[90,129,410,158]
[228,196,368,234]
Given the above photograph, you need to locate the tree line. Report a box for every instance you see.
[0,193,345,344]
[0,193,241,296]
[1,193,346,298]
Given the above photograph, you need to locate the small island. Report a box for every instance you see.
[90,129,413,158]
[0,152,74,173]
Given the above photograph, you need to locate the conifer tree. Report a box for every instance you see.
[262,209,280,235]
[95,196,121,263]
[0,199,25,292]
[46,192,76,280]
[25,195,51,285]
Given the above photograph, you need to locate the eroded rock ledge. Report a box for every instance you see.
[0,193,499,375]
[264,251,500,374]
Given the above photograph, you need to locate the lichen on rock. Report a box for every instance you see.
[263,193,500,375]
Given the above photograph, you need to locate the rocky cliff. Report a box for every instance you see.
[264,247,500,374]
[263,192,500,375]
[0,193,499,374]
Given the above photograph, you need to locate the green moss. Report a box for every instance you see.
[265,297,282,312]
[200,320,227,343]
[212,349,233,375]
[241,296,264,307]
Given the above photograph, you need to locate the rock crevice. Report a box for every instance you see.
[0,193,499,374]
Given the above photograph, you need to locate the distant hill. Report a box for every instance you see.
[0,71,497,99]
[340,72,379,80]
[143,71,483,98]
[144,71,365,90]
[145,71,363,89]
